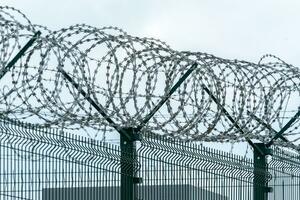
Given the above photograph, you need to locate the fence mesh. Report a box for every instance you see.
[0,116,299,199]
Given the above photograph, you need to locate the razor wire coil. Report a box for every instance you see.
[1,6,300,149]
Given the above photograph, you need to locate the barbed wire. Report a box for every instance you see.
[1,6,300,149]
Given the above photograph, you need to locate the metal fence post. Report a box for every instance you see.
[120,128,141,200]
[253,143,272,200]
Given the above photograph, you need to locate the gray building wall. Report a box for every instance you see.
[43,185,227,200]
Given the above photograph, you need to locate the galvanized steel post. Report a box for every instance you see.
[253,143,272,200]
[120,128,141,200]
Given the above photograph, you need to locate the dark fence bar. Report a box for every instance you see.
[253,143,272,200]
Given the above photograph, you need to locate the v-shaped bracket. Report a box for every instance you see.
[266,109,300,147]
[247,111,289,143]
[201,83,267,156]
[60,62,198,141]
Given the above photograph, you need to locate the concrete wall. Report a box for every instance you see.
[43,185,227,200]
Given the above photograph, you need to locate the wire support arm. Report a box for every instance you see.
[267,109,300,147]
[136,62,198,132]
[247,110,289,143]
[0,31,41,80]
[59,68,132,140]
[202,84,265,156]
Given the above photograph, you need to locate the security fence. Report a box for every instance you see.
[268,148,300,200]
[0,116,299,200]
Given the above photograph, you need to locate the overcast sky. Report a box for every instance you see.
[2,0,300,66]
[3,0,300,155]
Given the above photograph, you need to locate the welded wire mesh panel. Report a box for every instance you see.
[268,148,300,200]
[0,117,123,200]
[1,117,300,199]
[0,147,122,200]
[0,117,257,200]
[137,132,255,200]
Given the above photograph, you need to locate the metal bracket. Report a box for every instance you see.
[247,110,289,143]
[60,62,198,140]
[0,31,41,81]
[136,62,198,132]
[60,62,198,200]
[265,187,273,193]
[267,109,300,147]
[121,127,142,142]
[201,84,268,156]
[133,177,143,184]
